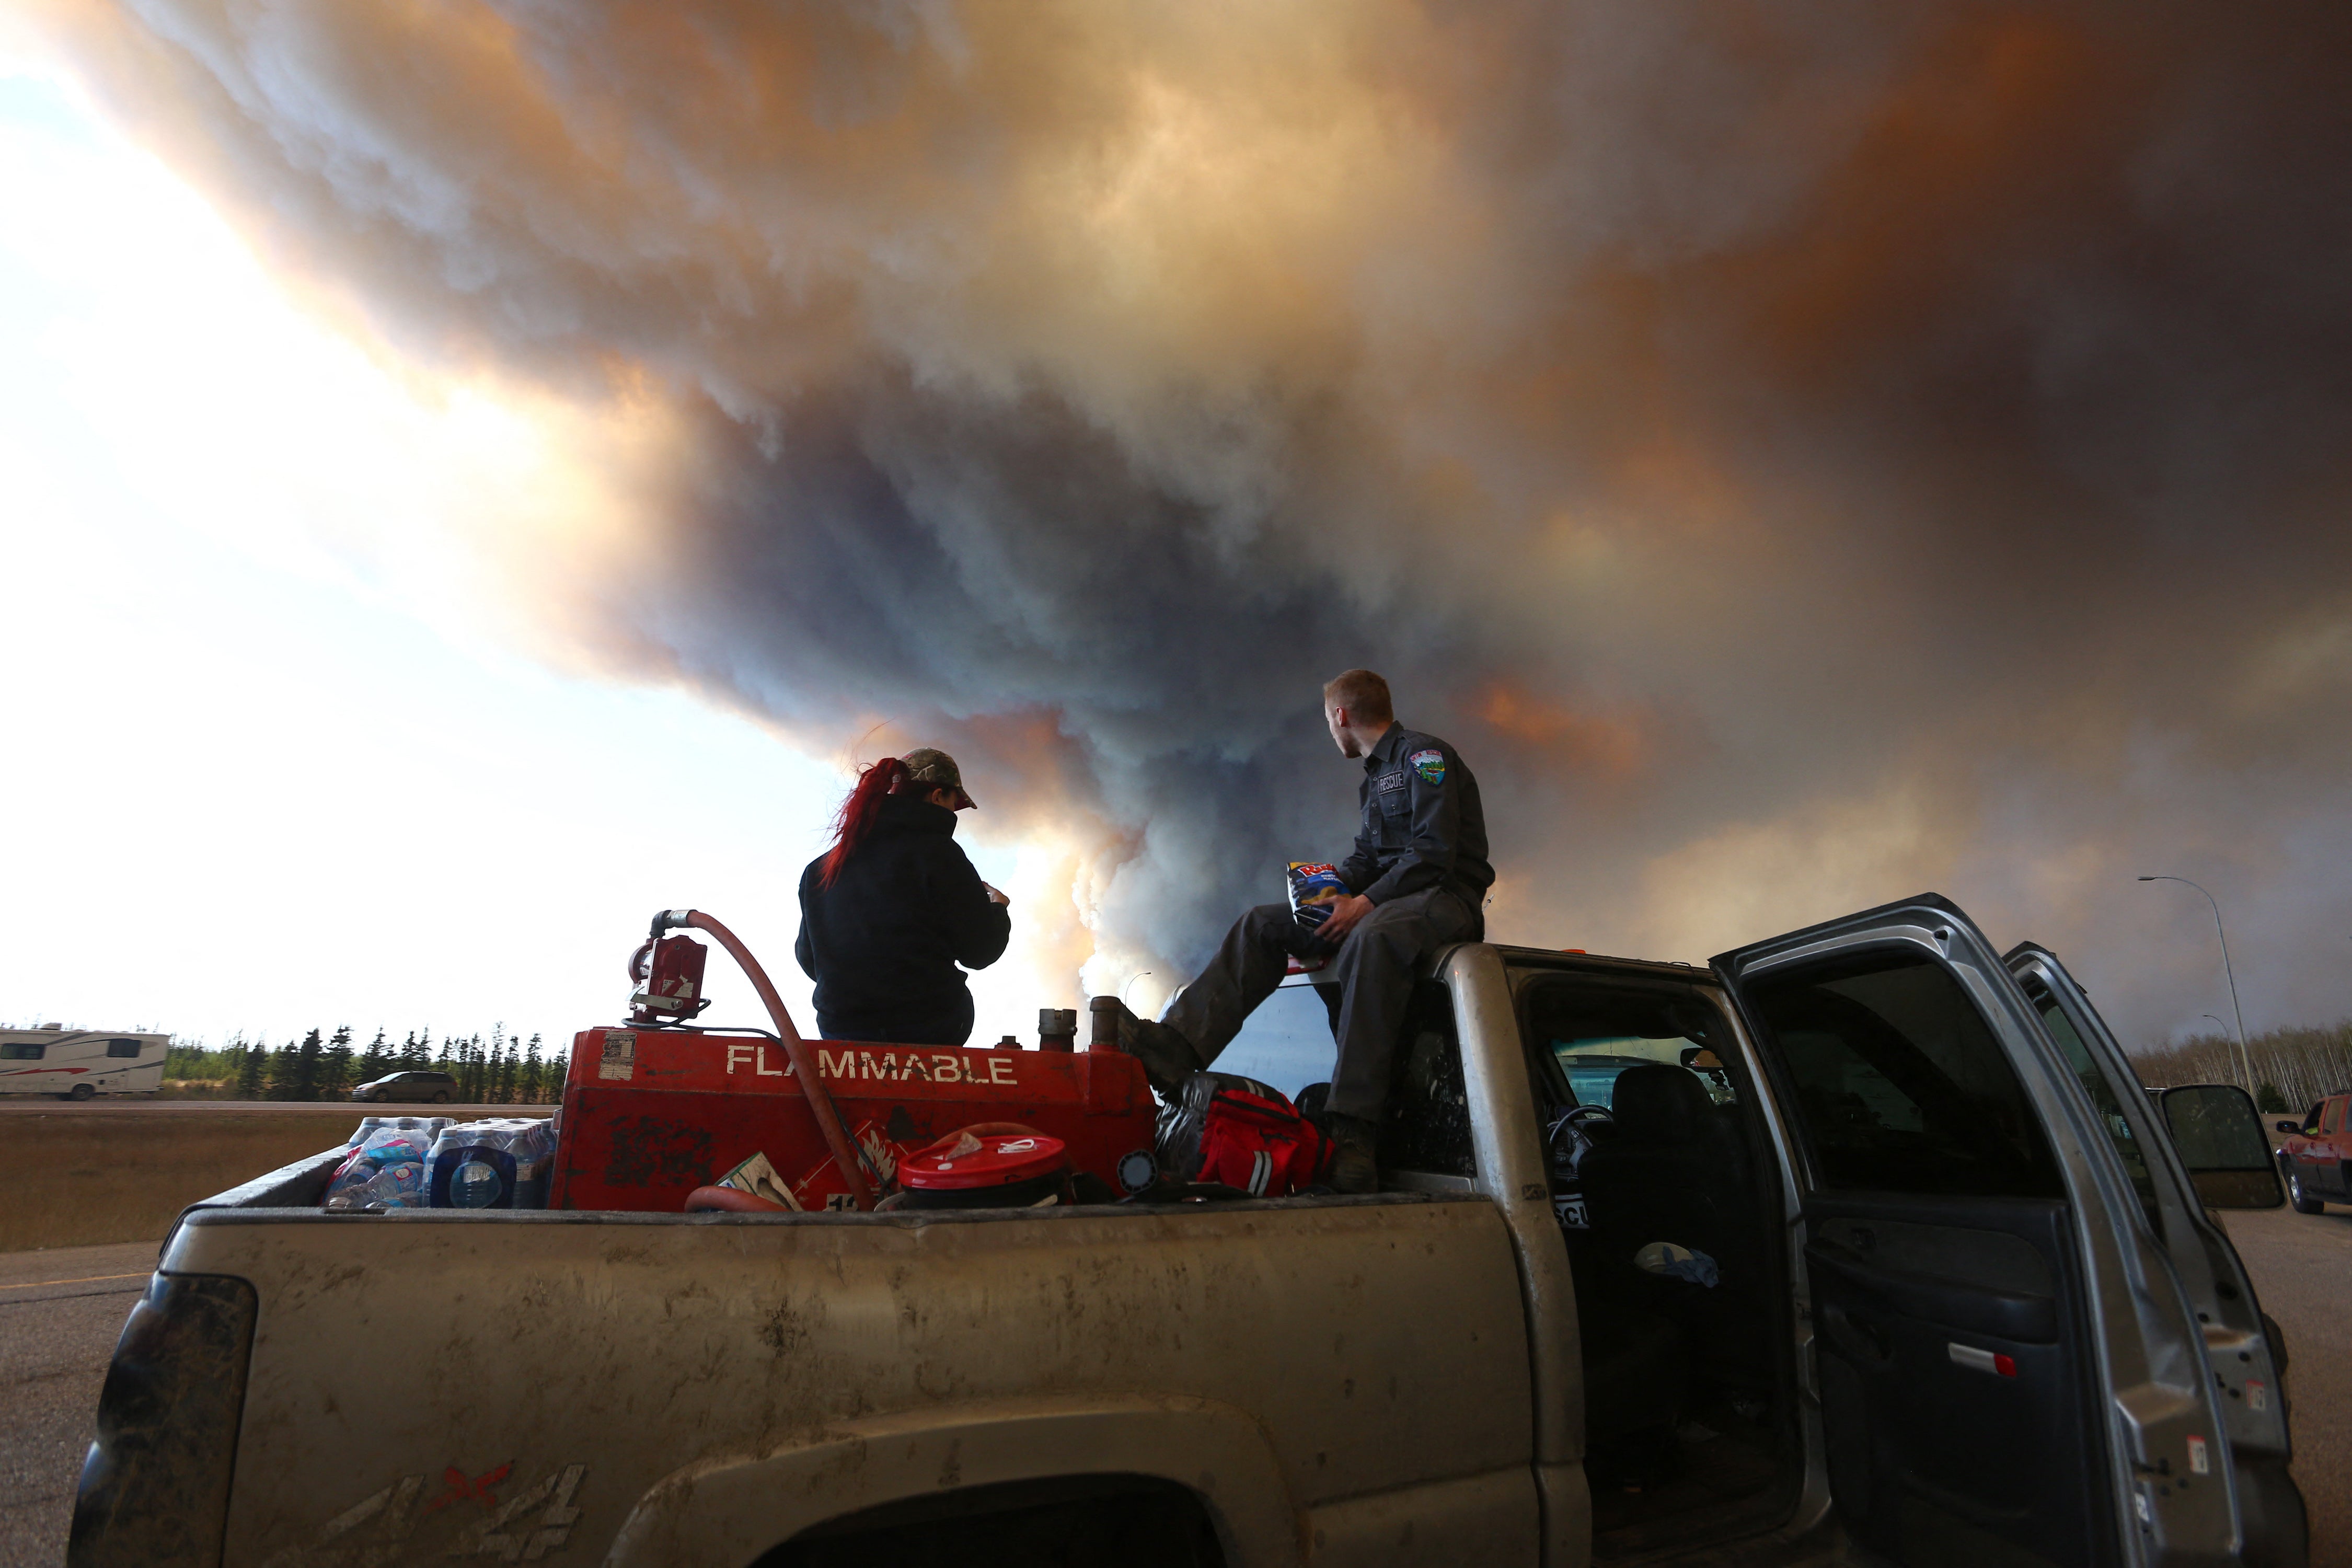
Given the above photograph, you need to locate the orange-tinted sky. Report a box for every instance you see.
[16,1,2352,1047]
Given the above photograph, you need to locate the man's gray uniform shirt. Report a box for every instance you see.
[1338,724,1495,906]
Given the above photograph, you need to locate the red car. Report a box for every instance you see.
[2275,1093,2351,1213]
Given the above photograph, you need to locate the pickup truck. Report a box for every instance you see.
[71,893,2306,1568]
[2273,1094,2351,1214]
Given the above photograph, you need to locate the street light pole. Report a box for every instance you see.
[2139,874,2254,1093]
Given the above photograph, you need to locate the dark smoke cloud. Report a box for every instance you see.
[38,1,2352,1038]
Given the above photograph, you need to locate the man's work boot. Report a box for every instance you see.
[1324,1113,1380,1195]
[1099,998,1203,1098]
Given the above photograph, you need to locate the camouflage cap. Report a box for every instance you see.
[900,747,976,809]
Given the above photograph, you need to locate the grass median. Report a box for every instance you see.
[0,1109,368,1251]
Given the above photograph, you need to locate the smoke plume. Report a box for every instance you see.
[36,1,2352,1040]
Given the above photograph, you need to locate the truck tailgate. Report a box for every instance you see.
[172,1194,1534,1565]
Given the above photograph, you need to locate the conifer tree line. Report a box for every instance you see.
[162,1025,561,1102]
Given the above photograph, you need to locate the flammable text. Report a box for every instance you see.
[723,1043,1020,1086]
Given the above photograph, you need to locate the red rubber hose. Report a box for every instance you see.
[679,909,875,1212]
[684,1185,792,1214]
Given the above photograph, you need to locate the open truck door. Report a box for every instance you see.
[2007,941,2307,1567]
[1713,894,2254,1567]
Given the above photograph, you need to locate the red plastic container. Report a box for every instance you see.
[549,1029,1153,1213]
[897,1131,1070,1209]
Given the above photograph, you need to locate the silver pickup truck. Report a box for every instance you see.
[70,894,2304,1568]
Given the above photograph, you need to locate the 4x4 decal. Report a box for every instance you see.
[261,1462,585,1565]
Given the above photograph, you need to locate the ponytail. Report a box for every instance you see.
[818,757,910,889]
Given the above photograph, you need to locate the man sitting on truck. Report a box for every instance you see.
[1112,668,1493,1192]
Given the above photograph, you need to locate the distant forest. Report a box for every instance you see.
[2132,1022,2352,1113]
[160,1025,559,1103]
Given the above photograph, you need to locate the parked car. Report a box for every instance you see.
[2274,1093,2351,1214]
[349,1069,458,1103]
[78,894,2304,1566]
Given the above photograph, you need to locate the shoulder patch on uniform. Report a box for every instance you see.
[1408,748,1446,785]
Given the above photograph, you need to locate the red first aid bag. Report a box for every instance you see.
[1157,1073,1332,1197]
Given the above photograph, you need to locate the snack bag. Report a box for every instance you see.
[1286,862,1349,933]
[716,1151,799,1210]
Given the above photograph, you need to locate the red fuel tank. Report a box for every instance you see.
[549,1028,1156,1213]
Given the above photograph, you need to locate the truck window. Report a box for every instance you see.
[1211,983,1340,1100]
[2326,1099,2346,1136]
[1379,982,1475,1178]
[107,1039,143,1058]
[1,1043,43,1060]
[1523,983,1737,1113]
[1744,950,2063,1198]
[1552,1042,1737,1111]
[2023,989,2159,1230]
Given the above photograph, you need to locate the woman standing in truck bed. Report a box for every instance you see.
[794,748,1011,1047]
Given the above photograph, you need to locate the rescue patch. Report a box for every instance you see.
[1408,748,1446,785]
[1374,770,1408,793]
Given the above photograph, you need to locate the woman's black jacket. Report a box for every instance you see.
[794,793,1011,1046]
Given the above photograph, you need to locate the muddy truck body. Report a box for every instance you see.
[72,895,2305,1567]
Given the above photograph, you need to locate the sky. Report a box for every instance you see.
[0,61,1039,1048]
[4,5,2350,1059]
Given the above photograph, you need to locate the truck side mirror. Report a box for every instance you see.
[2274,1119,2303,1134]
[2162,1086,2285,1209]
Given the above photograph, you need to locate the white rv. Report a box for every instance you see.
[0,1030,169,1098]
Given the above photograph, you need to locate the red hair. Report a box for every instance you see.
[818,757,910,889]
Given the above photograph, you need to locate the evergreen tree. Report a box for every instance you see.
[322,1025,355,1098]
[266,1039,302,1100]
[2258,1082,2289,1113]
[290,1028,324,1101]
[522,1033,546,1103]
[358,1029,390,1086]
[235,1035,266,1099]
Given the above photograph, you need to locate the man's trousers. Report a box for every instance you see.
[1162,885,1480,1122]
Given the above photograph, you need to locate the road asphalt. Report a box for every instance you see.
[1,1208,2344,1565]
[2222,1204,2352,1566]
[0,1242,155,1568]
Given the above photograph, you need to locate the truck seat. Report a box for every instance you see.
[1581,1066,1733,1259]
[1578,1066,1775,1388]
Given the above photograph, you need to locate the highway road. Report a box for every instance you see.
[0,1242,151,1568]
[2,1207,2346,1565]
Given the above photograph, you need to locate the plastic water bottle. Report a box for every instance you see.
[425,1119,556,1209]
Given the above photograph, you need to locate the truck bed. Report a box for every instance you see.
[136,1148,1544,1567]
